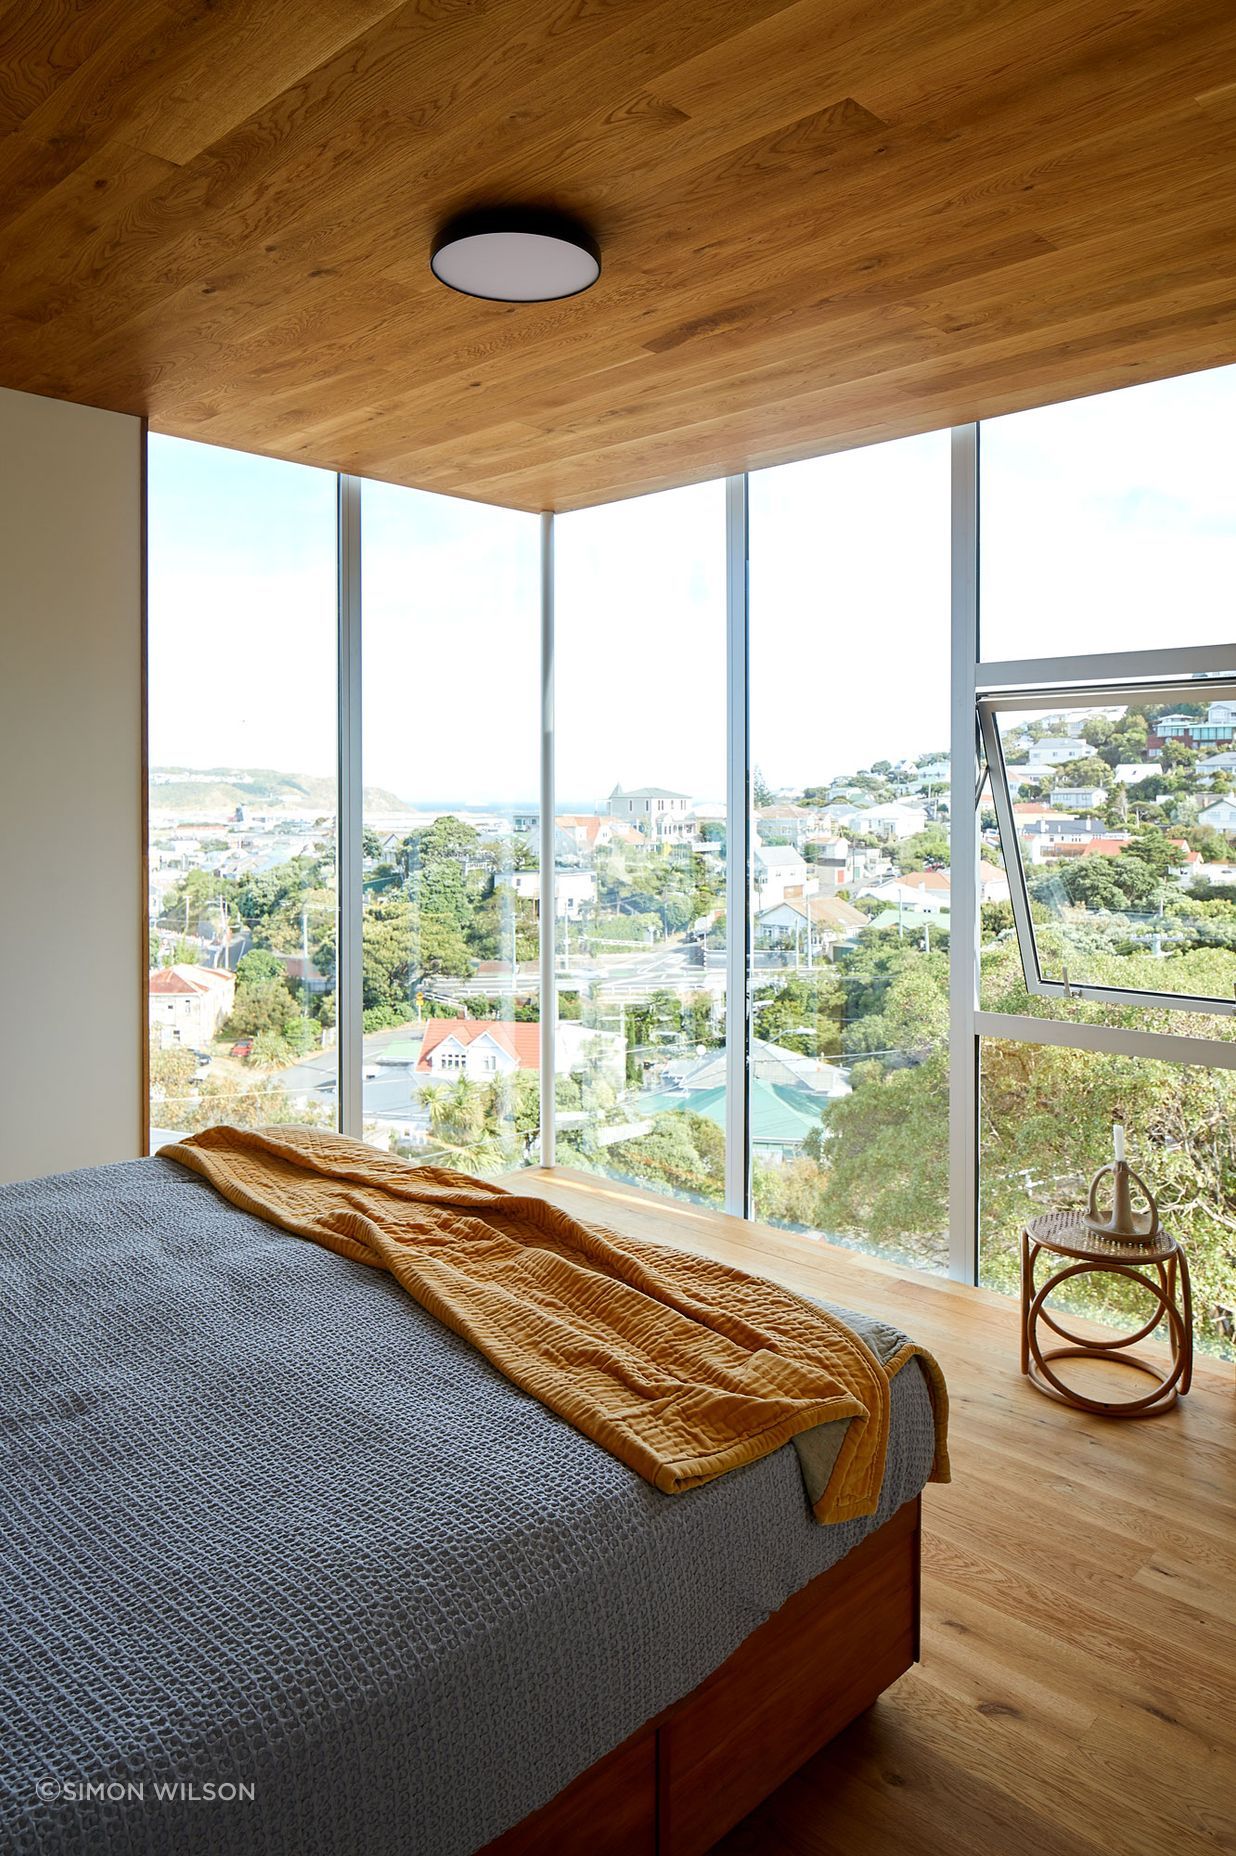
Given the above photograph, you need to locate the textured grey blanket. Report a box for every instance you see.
[0,1157,936,1856]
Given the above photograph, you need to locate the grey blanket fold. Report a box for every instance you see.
[1,1156,936,1856]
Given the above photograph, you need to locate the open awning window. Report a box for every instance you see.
[977,677,1236,1017]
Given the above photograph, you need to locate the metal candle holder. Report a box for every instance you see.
[1084,1158,1160,1242]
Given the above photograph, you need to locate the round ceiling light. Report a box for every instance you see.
[430,207,600,303]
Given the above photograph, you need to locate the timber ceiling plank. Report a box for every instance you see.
[0,0,1233,507]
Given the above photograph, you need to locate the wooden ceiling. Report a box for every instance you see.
[2,1,1235,511]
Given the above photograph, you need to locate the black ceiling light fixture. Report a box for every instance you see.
[430,206,601,303]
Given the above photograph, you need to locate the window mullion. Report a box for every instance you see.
[336,474,364,1139]
[949,424,980,1283]
[725,473,750,1218]
[539,510,556,1166]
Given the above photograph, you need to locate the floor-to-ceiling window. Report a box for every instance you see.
[977,364,1236,1357]
[555,481,729,1204]
[145,372,1235,1357]
[359,481,540,1168]
[748,434,952,1269]
[146,436,338,1143]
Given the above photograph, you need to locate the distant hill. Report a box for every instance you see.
[149,767,413,815]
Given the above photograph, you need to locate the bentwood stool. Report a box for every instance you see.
[1020,1210,1193,1417]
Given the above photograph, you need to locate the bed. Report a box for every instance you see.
[0,1155,938,1856]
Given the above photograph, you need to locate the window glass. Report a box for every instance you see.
[749,433,952,1268]
[147,436,338,1144]
[555,481,728,1204]
[980,1039,1234,1360]
[980,365,1236,661]
[982,694,1236,1010]
[360,482,540,1170]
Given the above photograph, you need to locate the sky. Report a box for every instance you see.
[147,362,1236,807]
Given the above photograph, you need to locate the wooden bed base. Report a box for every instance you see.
[481,1494,921,1856]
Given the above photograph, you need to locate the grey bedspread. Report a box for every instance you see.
[0,1156,936,1856]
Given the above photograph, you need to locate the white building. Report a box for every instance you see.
[500,868,597,920]
[755,804,818,848]
[608,784,691,836]
[755,893,868,957]
[1195,751,1236,787]
[1050,784,1108,811]
[1109,762,1158,785]
[416,1017,624,1080]
[804,835,850,892]
[753,843,812,908]
[1019,815,1107,863]
[859,871,952,917]
[853,801,928,841]
[1197,798,1236,832]
[1025,737,1082,767]
[148,964,236,1050]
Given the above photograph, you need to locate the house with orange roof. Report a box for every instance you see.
[148,964,235,1050]
[416,1017,624,1082]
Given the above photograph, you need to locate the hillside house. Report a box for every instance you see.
[1024,736,1081,766]
[500,868,597,919]
[608,785,691,837]
[1197,798,1236,832]
[755,893,868,960]
[804,835,851,892]
[753,843,813,908]
[755,804,818,848]
[853,801,928,841]
[148,964,236,1050]
[1050,784,1108,810]
[417,1018,624,1080]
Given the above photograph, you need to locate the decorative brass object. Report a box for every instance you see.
[1084,1158,1160,1241]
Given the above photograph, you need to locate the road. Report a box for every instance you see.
[278,1023,429,1129]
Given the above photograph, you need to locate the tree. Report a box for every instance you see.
[235,947,284,987]
[897,827,951,873]
[148,1035,330,1136]
[601,1111,725,1203]
[753,766,774,808]
[223,967,314,1059]
[1053,753,1112,790]
[362,896,418,1012]
[468,889,538,964]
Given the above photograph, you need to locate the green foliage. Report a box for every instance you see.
[469,890,538,964]
[235,947,284,987]
[148,1036,330,1136]
[896,827,951,873]
[362,896,419,1009]
[420,1073,541,1172]
[601,1111,725,1204]
[752,973,843,1058]
[1051,753,1111,789]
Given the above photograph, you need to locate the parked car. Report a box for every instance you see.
[195,1051,212,1069]
[230,1038,254,1058]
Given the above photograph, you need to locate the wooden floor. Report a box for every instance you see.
[516,1167,1236,1856]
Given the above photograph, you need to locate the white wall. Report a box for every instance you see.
[0,388,144,1184]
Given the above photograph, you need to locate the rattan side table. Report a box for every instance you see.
[1020,1210,1193,1417]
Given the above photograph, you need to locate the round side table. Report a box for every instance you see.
[1020,1210,1193,1417]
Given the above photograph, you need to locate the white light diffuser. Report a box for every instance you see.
[431,209,600,303]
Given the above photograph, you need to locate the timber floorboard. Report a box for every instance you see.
[512,1168,1236,1856]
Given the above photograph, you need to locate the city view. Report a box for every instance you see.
[150,693,1236,1357]
[148,418,1236,1359]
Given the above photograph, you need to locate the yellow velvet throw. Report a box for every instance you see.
[165,1125,949,1524]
